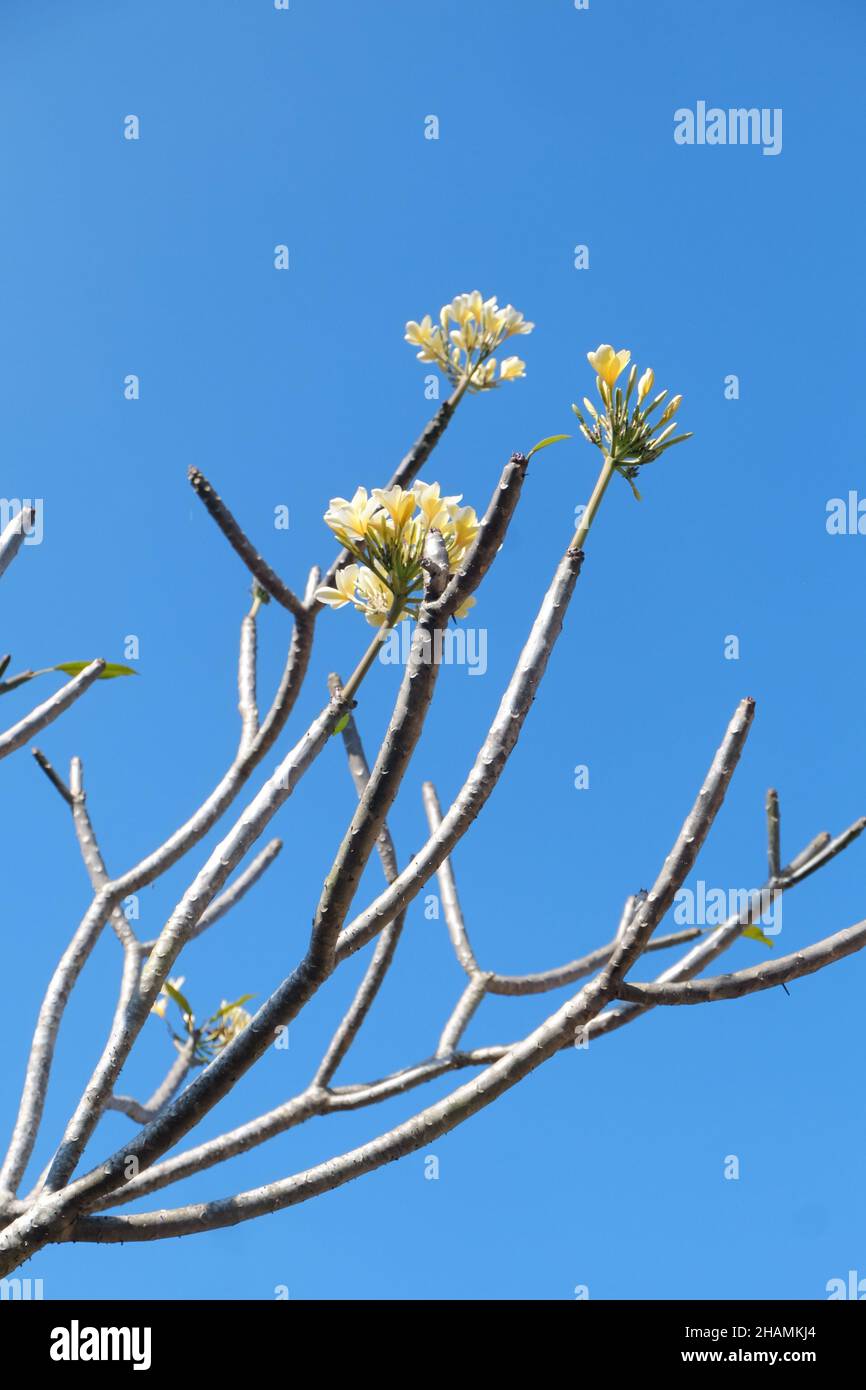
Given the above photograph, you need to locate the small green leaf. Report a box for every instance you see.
[209,994,255,1021]
[333,713,350,735]
[54,661,138,679]
[163,981,194,1016]
[527,434,571,460]
[742,924,774,949]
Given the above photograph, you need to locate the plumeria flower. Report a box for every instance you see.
[210,1000,252,1049]
[413,480,462,529]
[500,356,526,381]
[316,479,480,626]
[572,346,693,499]
[587,344,631,388]
[404,290,533,392]
[316,564,362,611]
[356,568,403,627]
[323,488,380,542]
[371,485,417,529]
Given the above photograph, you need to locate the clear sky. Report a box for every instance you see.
[1,0,864,1301]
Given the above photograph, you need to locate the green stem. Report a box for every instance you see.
[339,599,403,706]
[570,454,617,552]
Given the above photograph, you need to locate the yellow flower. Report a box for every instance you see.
[496,304,534,337]
[316,564,361,610]
[658,393,683,424]
[356,569,402,626]
[637,367,654,404]
[587,344,631,387]
[324,487,379,541]
[404,315,435,346]
[406,291,533,390]
[372,486,418,529]
[446,502,480,555]
[413,480,462,529]
[499,356,526,381]
[212,1001,252,1048]
[455,595,477,620]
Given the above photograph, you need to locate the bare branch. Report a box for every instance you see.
[421,782,479,975]
[0,661,105,762]
[437,974,490,1056]
[766,787,781,879]
[31,748,73,806]
[188,468,304,620]
[237,611,259,754]
[184,839,283,945]
[313,681,408,1088]
[0,507,34,581]
[106,1040,197,1125]
[336,542,586,962]
[615,917,866,1006]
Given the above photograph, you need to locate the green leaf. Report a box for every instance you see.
[332,713,350,735]
[527,434,571,460]
[163,981,194,1016]
[209,994,255,1021]
[742,924,775,949]
[54,661,137,679]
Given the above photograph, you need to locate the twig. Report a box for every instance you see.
[766,788,781,879]
[0,507,34,581]
[0,661,105,762]
[615,917,866,1006]
[188,468,305,620]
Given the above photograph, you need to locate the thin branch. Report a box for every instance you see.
[31,748,73,806]
[106,1040,197,1124]
[0,507,34,581]
[237,610,259,754]
[614,917,866,1006]
[0,612,313,1196]
[484,926,704,996]
[308,533,452,975]
[188,468,305,620]
[421,782,479,975]
[68,758,138,948]
[336,542,584,961]
[49,902,669,1246]
[183,839,283,945]
[26,698,754,1247]
[437,974,490,1056]
[313,680,408,1088]
[576,816,866,1048]
[0,661,105,762]
[766,788,781,879]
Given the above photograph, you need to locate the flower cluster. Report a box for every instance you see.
[572,344,692,497]
[152,977,253,1064]
[316,481,479,625]
[405,291,533,392]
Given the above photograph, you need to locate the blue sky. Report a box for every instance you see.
[1,0,865,1300]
